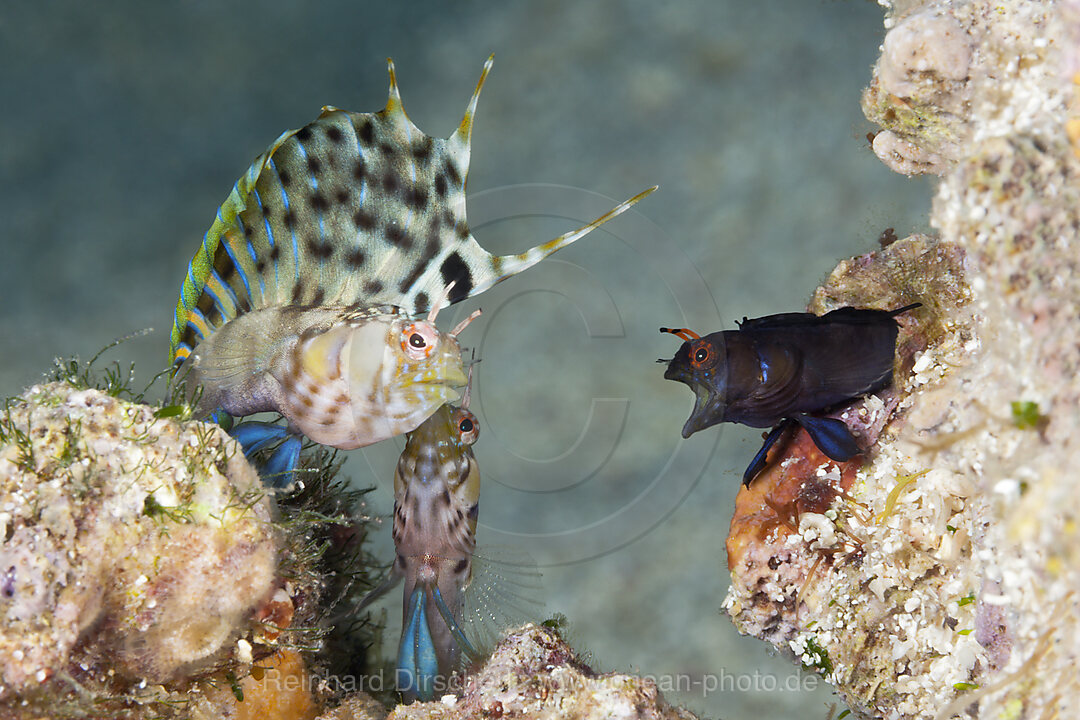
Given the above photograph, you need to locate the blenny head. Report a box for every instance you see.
[375,285,481,424]
[660,327,729,438]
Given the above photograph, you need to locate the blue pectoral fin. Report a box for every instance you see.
[794,414,860,462]
[433,586,478,661]
[398,587,438,702]
[261,436,302,489]
[743,419,795,487]
[229,421,290,456]
[229,423,301,489]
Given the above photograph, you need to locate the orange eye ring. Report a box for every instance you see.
[690,341,713,368]
[454,409,480,445]
[401,322,439,359]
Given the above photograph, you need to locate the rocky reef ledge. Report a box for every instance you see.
[0,380,696,719]
[724,1,1080,718]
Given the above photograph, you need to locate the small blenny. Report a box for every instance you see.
[381,375,542,702]
[391,388,482,702]
[169,56,655,483]
[661,304,920,486]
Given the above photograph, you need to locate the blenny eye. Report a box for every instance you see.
[455,409,479,445]
[401,322,439,360]
[691,341,713,368]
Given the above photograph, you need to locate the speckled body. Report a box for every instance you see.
[169,57,653,446]
[179,304,466,448]
[392,401,480,701]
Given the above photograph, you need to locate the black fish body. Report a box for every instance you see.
[662,304,918,484]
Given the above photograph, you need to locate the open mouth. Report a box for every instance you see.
[680,383,725,438]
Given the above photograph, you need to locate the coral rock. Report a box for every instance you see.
[387,624,697,720]
[863,3,976,174]
[0,382,278,707]
[726,1,1080,718]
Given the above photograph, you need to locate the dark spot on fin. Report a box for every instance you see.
[346,249,366,268]
[214,251,237,280]
[354,209,375,230]
[358,120,374,145]
[439,253,473,304]
[412,137,433,162]
[386,225,412,250]
[404,187,428,210]
[444,159,462,188]
[308,237,334,259]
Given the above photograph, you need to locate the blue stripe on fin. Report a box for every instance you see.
[219,222,252,302]
[208,270,241,316]
[268,158,300,284]
[252,189,280,290]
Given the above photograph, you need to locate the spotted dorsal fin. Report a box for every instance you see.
[170,56,655,366]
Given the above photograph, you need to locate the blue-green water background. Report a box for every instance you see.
[0,2,931,717]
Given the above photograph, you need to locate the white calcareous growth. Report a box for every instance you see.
[0,383,278,699]
[878,9,972,100]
